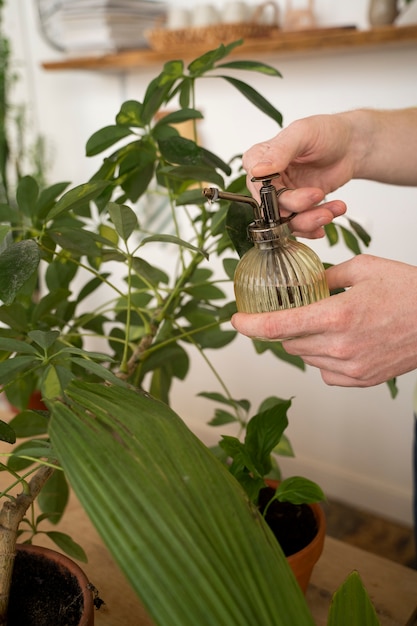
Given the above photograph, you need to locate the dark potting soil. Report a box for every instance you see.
[7,549,84,626]
[258,486,318,557]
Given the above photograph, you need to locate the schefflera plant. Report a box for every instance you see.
[0,39,381,625]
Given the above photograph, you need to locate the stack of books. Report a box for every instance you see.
[37,0,166,54]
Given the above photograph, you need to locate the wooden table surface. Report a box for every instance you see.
[0,405,415,625]
[36,493,417,626]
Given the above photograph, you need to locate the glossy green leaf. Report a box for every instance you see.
[16,175,39,217]
[0,240,40,305]
[38,469,69,525]
[221,76,283,126]
[50,382,315,626]
[154,108,203,127]
[276,476,325,505]
[9,410,48,438]
[327,571,381,626]
[245,401,291,476]
[48,227,103,257]
[46,531,87,563]
[0,337,38,355]
[347,217,371,248]
[140,233,208,259]
[35,181,71,220]
[324,222,339,246]
[218,60,282,77]
[160,164,225,188]
[107,202,138,242]
[207,409,238,427]
[85,125,133,156]
[187,41,242,76]
[226,201,254,258]
[198,391,250,413]
[253,339,306,370]
[0,420,16,444]
[115,100,143,127]
[338,224,361,255]
[0,355,36,385]
[28,330,59,350]
[46,181,110,219]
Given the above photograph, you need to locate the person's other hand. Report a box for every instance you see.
[231,255,417,387]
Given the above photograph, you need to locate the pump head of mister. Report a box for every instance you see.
[203,173,330,314]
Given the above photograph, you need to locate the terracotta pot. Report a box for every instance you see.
[264,479,326,594]
[286,501,326,593]
[7,544,95,626]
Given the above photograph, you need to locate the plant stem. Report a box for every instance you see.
[0,464,55,625]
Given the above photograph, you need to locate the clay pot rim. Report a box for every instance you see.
[15,544,94,626]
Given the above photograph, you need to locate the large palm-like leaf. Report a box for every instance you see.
[49,382,315,626]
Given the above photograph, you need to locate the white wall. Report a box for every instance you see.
[7,1,417,524]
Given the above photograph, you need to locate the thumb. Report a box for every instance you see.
[325,255,374,292]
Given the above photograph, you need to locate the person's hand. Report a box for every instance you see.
[231,255,417,387]
[242,113,359,239]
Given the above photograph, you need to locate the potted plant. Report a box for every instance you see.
[0,34,379,624]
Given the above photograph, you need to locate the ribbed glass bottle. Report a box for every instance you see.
[234,223,329,313]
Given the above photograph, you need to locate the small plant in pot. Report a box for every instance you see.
[205,392,326,592]
[0,34,380,624]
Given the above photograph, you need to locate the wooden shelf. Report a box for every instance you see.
[41,24,417,72]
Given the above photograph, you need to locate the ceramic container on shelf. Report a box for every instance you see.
[222,1,250,23]
[368,0,399,25]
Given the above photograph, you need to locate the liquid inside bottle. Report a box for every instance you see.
[234,224,330,313]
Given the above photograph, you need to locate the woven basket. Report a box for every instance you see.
[145,2,280,52]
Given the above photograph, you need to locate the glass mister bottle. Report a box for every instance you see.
[203,173,330,313]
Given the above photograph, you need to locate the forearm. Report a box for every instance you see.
[347,107,417,186]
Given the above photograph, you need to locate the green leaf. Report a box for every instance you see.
[340,225,361,255]
[160,164,225,188]
[218,60,282,77]
[38,470,69,525]
[245,401,291,477]
[347,218,371,248]
[140,234,208,259]
[0,355,36,385]
[46,531,88,563]
[187,41,243,76]
[327,571,381,626]
[28,330,59,350]
[107,202,138,242]
[185,283,225,300]
[223,257,238,280]
[155,108,203,127]
[115,100,143,127]
[0,337,38,355]
[324,222,339,246]
[276,476,325,505]
[226,201,254,258]
[49,382,315,626]
[49,227,103,257]
[207,409,238,427]
[198,391,250,413]
[46,181,110,219]
[253,339,305,370]
[141,60,184,125]
[35,182,71,220]
[386,377,398,398]
[0,240,40,305]
[220,76,283,126]
[85,125,134,156]
[9,410,48,438]
[0,419,16,444]
[16,176,39,217]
